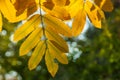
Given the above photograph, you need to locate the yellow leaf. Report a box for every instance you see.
[0,0,27,22]
[85,1,102,28]
[14,14,41,41]
[48,41,68,64]
[50,6,71,20]
[14,0,37,16]
[94,0,113,12]
[46,26,68,53]
[0,0,16,21]
[28,41,46,70]
[10,0,16,4]
[27,2,37,17]
[66,0,84,18]
[52,0,67,6]
[42,0,54,10]
[45,49,58,77]
[20,27,42,56]
[0,12,2,32]
[42,5,70,20]
[43,14,72,37]
[72,8,86,36]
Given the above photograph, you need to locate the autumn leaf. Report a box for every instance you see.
[43,5,71,20]
[68,0,106,36]
[87,1,106,28]
[0,0,27,22]
[0,0,16,21]
[43,14,72,37]
[52,0,69,6]
[20,27,42,56]
[94,0,113,12]
[14,0,37,16]
[46,26,69,53]
[14,14,41,41]
[48,41,68,64]
[28,41,46,70]
[72,8,86,36]
[66,0,83,18]
[0,12,2,31]
[45,48,58,77]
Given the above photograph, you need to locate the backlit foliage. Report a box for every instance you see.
[0,0,113,77]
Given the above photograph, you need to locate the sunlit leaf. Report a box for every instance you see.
[52,0,67,6]
[27,2,37,16]
[14,0,37,16]
[85,1,102,28]
[10,0,16,3]
[43,14,72,37]
[45,48,58,77]
[49,6,71,20]
[14,14,41,41]
[0,0,16,21]
[0,12,2,32]
[20,27,42,56]
[66,0,84,18]
[48,41,68,64]
[42,5,70,20]
[42,0,54,10]
[72,8,86,36]
[0,0,26,22]
[46,26,68,53]
[28,41,46,70]
[94,0,113,12]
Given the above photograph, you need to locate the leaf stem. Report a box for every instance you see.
[39,0,48,49]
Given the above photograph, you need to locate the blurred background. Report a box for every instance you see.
[0,0,120,80]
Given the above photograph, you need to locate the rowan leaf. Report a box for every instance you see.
[66,0,84,18]
[0,12,2,32]
[85,1,103,28]
[94,0,113,12]
[72,8,86,36]
[14,0,37,16]
[10,0,16,4]
[20,27,42,56]
[27,2,37,16]
[14,14,41,41]
[0,0,27,22]
[28,41,46,70]
[48,41,68,64]
[48,6,71,20]
[45,48,58,77]
[0,0,16,21]
[46,27,68,53]
[42,0,54,10]
[43,14,72,37]
[52,0,68,6]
